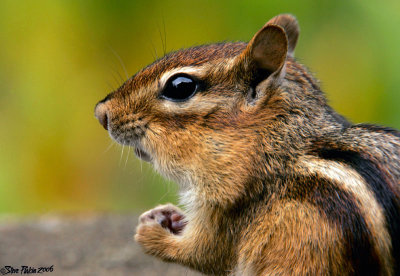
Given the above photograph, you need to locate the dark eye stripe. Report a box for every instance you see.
[160,74,198,102]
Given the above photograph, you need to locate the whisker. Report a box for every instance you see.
[147,41,156,61]
[137,149,143,174]
[156,189,171,205]
[116,67,126,83]
[149,38,159,61]
[103,140,116,154]
[110,62,125,84]
[158,22,165,57]
[109,46,129,80]
[162,16,167,55]
[105,80,116,92]
[124,145,131,169]
[119,145,125,166]
[110,69,122,88]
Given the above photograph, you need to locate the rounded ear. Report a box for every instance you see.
[234,23,288,89]
[230,14,299,103]
[249,24,288,74]
[266,14,299,57]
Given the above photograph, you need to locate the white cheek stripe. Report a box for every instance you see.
[300,157,393,274]
[158,66,208,88]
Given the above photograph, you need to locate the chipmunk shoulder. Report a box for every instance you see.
[95,14,400,275]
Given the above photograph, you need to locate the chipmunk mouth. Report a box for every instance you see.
[134,147,152,162]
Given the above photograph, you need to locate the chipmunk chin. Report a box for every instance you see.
[134,147,152,162]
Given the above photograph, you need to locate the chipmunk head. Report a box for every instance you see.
[95,14,330,207]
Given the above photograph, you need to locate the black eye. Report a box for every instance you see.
[161,74,198,102]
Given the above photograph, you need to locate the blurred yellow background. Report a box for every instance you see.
[0,0,399,214]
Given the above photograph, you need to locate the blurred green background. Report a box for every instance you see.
[0,0,399,214]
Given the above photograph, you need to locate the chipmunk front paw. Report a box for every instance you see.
[135,204,187,258]
[138,204,187,234]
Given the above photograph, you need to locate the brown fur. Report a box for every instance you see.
[95,14,400,275]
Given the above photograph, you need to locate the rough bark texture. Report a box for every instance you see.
[0,214,200,276]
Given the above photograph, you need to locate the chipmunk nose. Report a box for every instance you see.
[94,99,110,131]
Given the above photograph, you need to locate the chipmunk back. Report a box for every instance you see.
[95,14,400,275]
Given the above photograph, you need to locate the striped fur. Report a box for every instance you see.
[95,14,400,275]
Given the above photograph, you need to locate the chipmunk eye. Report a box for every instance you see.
[161,74,198,102]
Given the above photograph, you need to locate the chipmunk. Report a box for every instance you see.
[94,14,400,275]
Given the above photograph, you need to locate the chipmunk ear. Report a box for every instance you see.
[233,14,299,102]
[247,24,288,76]
[266,14,299,57]
[245,14,300,75]
[235,24,287,100]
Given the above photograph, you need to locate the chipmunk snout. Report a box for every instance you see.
[94,100,109,131]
